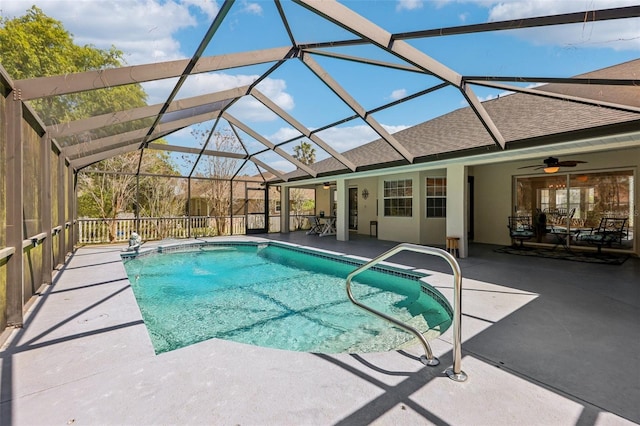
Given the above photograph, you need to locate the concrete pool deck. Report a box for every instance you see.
[1,234,638,425]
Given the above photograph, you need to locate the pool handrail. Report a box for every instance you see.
[345,242,468,382]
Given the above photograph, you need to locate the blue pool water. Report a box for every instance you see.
[122,243,452,354]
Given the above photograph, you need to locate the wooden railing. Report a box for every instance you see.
[77,217,245,244]
[77,214,316,244]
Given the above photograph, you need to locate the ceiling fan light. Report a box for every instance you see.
[544,166,560,174]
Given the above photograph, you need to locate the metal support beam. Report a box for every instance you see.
[64,109,223,160]
[280,186,290,234]
[15,47,292,101]
[57,151,66,267]
[5,91,24,326]
[466,79,640,114]
[460,83,506,149]
[223,113,318,177]
[250,88,357,171]
[302,54,415,163]
[187,178,192,238]
[70,142,142,170]
[68,164,75,253]
[250,157,288,182]
[41,134,53,285]
[147,143,247,159]
[48,85,250,139]
[295,0,461,86]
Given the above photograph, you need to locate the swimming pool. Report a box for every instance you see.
[122,241,452,355]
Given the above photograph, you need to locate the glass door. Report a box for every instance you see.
[514,170,634,251]
[349,187,358,230]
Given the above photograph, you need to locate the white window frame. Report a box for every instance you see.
[383,179,413,217]
[426,177,446,218]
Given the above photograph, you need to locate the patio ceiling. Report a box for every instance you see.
[10,1,640,182]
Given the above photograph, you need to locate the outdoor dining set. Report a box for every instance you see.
[306,214,337,237]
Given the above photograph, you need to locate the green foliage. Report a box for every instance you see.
[302,199,315,212]
[0,6,147,124]
[1,6,180,221]
[293,140,316,165]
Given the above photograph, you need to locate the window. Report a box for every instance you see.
[426,177,446,217]
[384,179,412,217]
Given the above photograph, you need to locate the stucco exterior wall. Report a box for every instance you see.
[314,184,331,216]
[419,169,447,246]
[376,172,422,244]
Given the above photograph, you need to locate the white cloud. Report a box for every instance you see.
[427,1,639,50]
[485,0,639,21]
[255,79,295,111]
[316,123,409,153]
[383,124,410,134]
[396,0,424,12]
[141,72,294,125]
[181,0,220,20]
[446,0,640,51]
[2,0,201,65]
[268,127,303,144]
[241,2,263,15]
[390,89,407,100]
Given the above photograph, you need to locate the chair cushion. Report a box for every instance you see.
[511,230,534,238]
[577,234,617,244]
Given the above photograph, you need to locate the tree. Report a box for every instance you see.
[187,127,245,236]
[2,6,180,239]
[0,6,147,124]
[292,140,316,165]
[290,141,317,229]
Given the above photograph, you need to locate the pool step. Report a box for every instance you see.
[318,314,433,354]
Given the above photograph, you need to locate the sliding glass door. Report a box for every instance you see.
[514,170,634,251]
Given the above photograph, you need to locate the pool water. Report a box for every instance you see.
[123,244,452,354]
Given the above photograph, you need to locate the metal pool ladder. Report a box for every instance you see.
[345,243,468,382]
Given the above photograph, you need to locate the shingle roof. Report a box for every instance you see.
[282,59,640,181]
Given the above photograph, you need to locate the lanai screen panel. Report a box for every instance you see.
[7,1,639,184]
[22,120,44,304]
[0,86,7,329]
[231,180,247,234]
[0,90,6,250]
[50,146,60,263]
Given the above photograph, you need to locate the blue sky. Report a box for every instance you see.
[2,0,639,175]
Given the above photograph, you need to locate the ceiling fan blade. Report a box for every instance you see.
[557,160,587,167]
[517,165,541,169]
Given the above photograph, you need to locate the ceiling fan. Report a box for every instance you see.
[518,156,587,174]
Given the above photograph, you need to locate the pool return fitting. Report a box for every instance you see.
[346,243,468,382]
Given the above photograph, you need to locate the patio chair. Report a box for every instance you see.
[575,217,627,253]
[508,216,535,248]
[306,216,323,235]
[545,207,576,232]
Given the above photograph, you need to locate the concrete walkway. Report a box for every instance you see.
[1,234,638,425]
